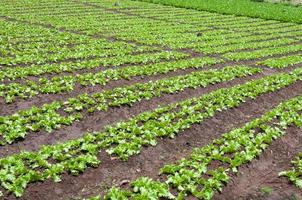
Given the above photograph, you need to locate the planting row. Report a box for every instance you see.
[279,152,302,188]
[224,43,302,61]
[3,0,301,56]
[197,38,297,54]
[258,53,302,69]
[0,0,300,75]
[0,57,219,103]
[91,89,302,200]
[3,22,301,80]
[0,51,187,81]
[2,67,302,197]
[0,19,160,66]
[0,65,257,145]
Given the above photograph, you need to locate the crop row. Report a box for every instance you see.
[224,43,302,61]
[0,20,92,46]
[279,152,302,188]
[193,26,302,44]
[2,0,300,38]
[0,20,69,38]
[90,0,290,35]
[0,51,188,81]
[11,5,227,23]
[13,7,123,17]
[2,5,300,67]
[2,41,84,55]
[0,1,147,17]
[0,57,219,103]
[102,20,296,48]
[128,8,253,21]
[129,9,215,20]
[7,1,299,54]
[258,53,302,69]
[181,29,302,50]
[95,92,302,200]
[0,33,90,52]
[0,39,147,62]
[0,0,70,10]
[0,41,158,66]
[0,0,156,14]
[0,3,102,12]
[109,15,295,34]
[197,38,297,54]
[0,65,257,145]
[118,26,302,51]
[2,67,302,197]
[104,21,301,51]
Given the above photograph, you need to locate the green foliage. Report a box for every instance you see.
[0,51,187,81]
[279,152,302,188]
[104,178,174,200]
[92,88,302,199]
[259,53,302,68]
[1,1,302,198]
[0,57,218,102]
[199,38,297,54]
[0,65,258,145]
[224,44,302,61]
[133,0,302,24]
[4,67,302,197]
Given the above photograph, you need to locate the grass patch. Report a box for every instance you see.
[133,0,302,24]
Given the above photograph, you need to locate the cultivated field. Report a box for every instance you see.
[0,0,302,199]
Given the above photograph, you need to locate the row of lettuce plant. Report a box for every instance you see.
[258,53,302,69]
[2,67,302,197]
[279,153,302,188]
[224,44,302,61]
[0,57,219,102]
[0,65,258,145]
[89,93,302,200]
[0,51,188,81]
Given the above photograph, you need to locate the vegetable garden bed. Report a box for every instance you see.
[0,0,302,199]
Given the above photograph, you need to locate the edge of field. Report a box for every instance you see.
[132,0,302,24]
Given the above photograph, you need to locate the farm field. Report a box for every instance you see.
[1,0,302,199]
